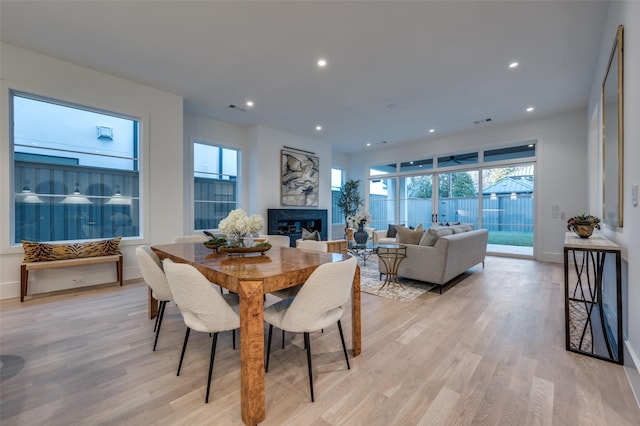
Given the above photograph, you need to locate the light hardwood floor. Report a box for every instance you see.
[1,256,639,425]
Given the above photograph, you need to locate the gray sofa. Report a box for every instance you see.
[378,227,489,292]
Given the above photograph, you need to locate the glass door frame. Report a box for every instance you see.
[368,152,536,258]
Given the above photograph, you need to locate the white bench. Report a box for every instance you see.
[20,254,123,302]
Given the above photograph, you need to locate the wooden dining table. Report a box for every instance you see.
[150,243,361,426]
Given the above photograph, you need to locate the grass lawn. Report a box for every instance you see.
[488,231,533,247]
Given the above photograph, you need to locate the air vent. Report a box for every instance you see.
[474,118,492,124]
[228,104,247,112]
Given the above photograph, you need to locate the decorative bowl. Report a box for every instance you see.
[219,243,272,255]
[571,224,595,239]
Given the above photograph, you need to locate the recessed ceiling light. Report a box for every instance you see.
[366,143,371,147]
[246,100,254,108]
[509,62,519,69]
[526,106,534,112]
[315,125,322,131]
[429,129,435,133]
[317,58,327,68]
[410,161,414,164]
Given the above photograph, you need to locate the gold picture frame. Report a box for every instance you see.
[602,25,624,228]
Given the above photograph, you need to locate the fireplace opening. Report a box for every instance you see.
[268,209,328,247]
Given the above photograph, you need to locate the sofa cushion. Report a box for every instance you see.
[419,227,453,246]
[396,224,424,245]
[301,228,320,240]
[452,224,473,233]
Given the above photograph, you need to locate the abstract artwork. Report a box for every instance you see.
[281,148,319,206]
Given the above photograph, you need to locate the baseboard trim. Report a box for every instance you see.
[624,340,640,408]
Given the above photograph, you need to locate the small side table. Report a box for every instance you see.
[377,244,407,290]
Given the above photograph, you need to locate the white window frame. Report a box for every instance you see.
[8,89,145,246]
[188,137,242,233]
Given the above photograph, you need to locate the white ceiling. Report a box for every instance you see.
[0,1,608,154]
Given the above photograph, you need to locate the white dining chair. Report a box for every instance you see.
[259,234,290,248]
[162,258,240,403]
[264,256,357,402]
[296,240,328,251]
[271,239,328,301]
[135,245,174,351]
[172,234,208,243]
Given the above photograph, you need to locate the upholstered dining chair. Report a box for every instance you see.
[162,259,240,403]
[173,234,227,295]
[172,234,208,243]
[258,234,290,248]
[264,256,357,402]
[296,240,328,252]
[271,239,328,301]
[135,245,174,351]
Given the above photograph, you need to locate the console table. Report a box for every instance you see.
[564,232,622,364]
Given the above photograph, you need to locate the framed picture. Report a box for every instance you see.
[281,148,319,206]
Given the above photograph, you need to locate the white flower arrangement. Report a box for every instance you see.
[218,209,264,242]
[347,209,372,228]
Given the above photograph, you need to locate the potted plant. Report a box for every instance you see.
[336,178,364,235]
[567,213,601,238]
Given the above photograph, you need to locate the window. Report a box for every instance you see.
[12,91,140,244]
[400,158,433,173]
[369,177,397,231]
[368,143,536,256]
[331,168,344,224]
[193,142,239,230]
[437,152,478,168]
[484,143,535,162]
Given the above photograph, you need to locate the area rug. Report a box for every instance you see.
[358,255,435,303]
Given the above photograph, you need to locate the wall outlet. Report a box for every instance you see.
[632,184,638,207]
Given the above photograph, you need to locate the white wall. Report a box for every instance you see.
[247,125,335,237]
[586,0,640,402]
[182,112,251,236]
[0,43,184,299]
[348,109,588,263]
[181,119,335,238]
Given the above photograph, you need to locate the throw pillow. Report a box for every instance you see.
[395,225,423,245]
[419,227,454,246]
[386,224,405,238]
[22,237,122,263]
[419,228,439,246]
[301,228,320,240]
[75,237,122,258]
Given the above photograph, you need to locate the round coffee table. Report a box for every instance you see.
[377,244,407,290]
[347,240,376,266]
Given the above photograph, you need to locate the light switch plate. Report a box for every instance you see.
[632,184,638,207]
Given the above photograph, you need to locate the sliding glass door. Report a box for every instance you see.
[400,175,433,229]
[367,143,536,257]
[482,164,534,255]
[437,170,479,228]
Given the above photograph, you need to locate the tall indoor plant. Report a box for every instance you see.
[336,178,364,234]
